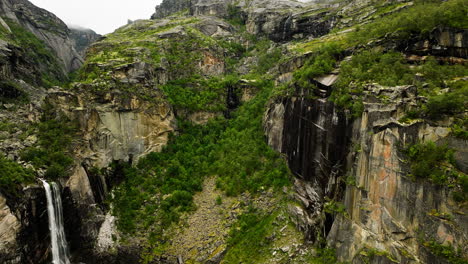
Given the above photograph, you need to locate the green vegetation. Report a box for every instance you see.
[324,199,347,216]
[358,247,398,263]
[452,173,468,203]
[451,118,468,140]
[405,141,459,185]
[0,156,35,198]
[328,50,468,118]
[0,80,29,104]
[21,103,77,179]
[161,75,233,112]
[305,247,342,264]
[293,43,343,90]
[5,20,64,86]
[351,0,468,44]
[112,80,290,261]
[423,240,468,264]
[223,207,277,263]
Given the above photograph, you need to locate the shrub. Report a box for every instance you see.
[21,103,77,180]
[405,141,456,184]
[0,156,35,198]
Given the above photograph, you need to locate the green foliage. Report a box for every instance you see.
[323,199,347,216]
[215,195,222,205]
[351,0,468,44]
[423,240,468,264]
[452,173,468,203]
[451,118,468,140]
[405,141,456,185]
[293,43,343,90]
[226,4,244,26]
[330,49,468,118]
[305,247,341,264]
[423,81,468,119]
[358,247,399,263]
[5,20,64,86]
[161,75,232,112]
[21,103,77,179]
[0,80,29,104]
[223,208,276,264]
[112,80,290,260]
[0,156,35,198]
[255,46,282,74]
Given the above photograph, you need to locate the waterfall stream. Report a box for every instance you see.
[41,180,71,264]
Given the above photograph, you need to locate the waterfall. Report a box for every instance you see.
[41,180,71,264]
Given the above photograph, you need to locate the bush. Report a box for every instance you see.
[423,83,468,119]
[21,103,77,180]
[112,77,291,258]
[405,141,455,184]
[293,43,343,90]
[0,156,35,198]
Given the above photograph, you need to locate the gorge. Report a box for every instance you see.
[0,0,467,263]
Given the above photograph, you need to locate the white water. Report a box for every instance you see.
[41,180,71,264]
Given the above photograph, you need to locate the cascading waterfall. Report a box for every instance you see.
[41,180,71,264]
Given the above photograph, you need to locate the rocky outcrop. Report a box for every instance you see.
[0,185,51,264]
[0,0,83,73]
[406,27,468,59]
[264,88,350,240]
[152,0,337,42]
[327,85,468,263]
[0,195,20,263]
[47,88,176,168]
[69,26,101,57]
[152,0,191,19]
[266,83,468,263]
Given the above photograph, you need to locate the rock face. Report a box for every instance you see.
[407,27,468,59]
[264,89,350,240]
[0,195,20,263]
[152,0,191,19]
[0,186,50,264]
[326,85,467,263]
[265,83,468,263]
[151,0,337,41]
[0,0,83,73]
[69,27,101,57]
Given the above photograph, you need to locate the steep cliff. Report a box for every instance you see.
[69,27,101,57]
[0,0,467,263]
[0,0,82,74]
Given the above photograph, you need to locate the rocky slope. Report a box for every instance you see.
[0,0,82,73]
[69,26,101,57]
[0,0,467,263]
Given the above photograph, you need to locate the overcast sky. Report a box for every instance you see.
[29,0,162,34]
